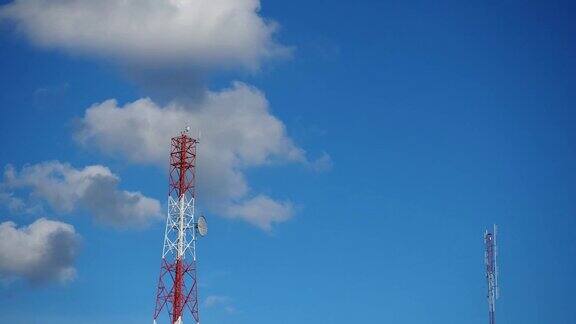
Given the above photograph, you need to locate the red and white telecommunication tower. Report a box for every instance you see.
[153,128,208,324]
[484,225,499,324]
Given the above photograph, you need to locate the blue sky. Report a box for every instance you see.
[1,0,576,323]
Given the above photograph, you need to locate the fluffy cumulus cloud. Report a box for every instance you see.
[226,195,292,231]
[0,0,288,70]
[0,218,80,285]
[1,161,162,228]
[0,0,324,232]
[75,82,304,230]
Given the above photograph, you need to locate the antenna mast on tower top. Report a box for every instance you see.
[484,225,499,324]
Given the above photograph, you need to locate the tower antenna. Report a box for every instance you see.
[153,128,208,324]
[484,224,499,324]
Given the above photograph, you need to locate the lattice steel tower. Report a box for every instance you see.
[484,225,499,324]
[153,129,207,324]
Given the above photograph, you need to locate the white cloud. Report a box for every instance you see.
[1,161,162,228]
[0,1,324,231]
[204,295,236,313]
[225,195,292,231]
[0,0,288,70]
[204,295,231,308]
[0,191,26,213]
[309,151,333,172]
[75,82,303,230]
[0,218,80,285]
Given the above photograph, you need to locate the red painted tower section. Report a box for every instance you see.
[153,131,200,324]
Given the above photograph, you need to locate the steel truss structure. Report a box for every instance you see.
[153,131,201,324]
[484,225,499,324]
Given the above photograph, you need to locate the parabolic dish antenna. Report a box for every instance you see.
[197,215,208,237]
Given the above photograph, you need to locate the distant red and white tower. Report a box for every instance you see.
[153,128,207,324]
[484,225,499,324]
